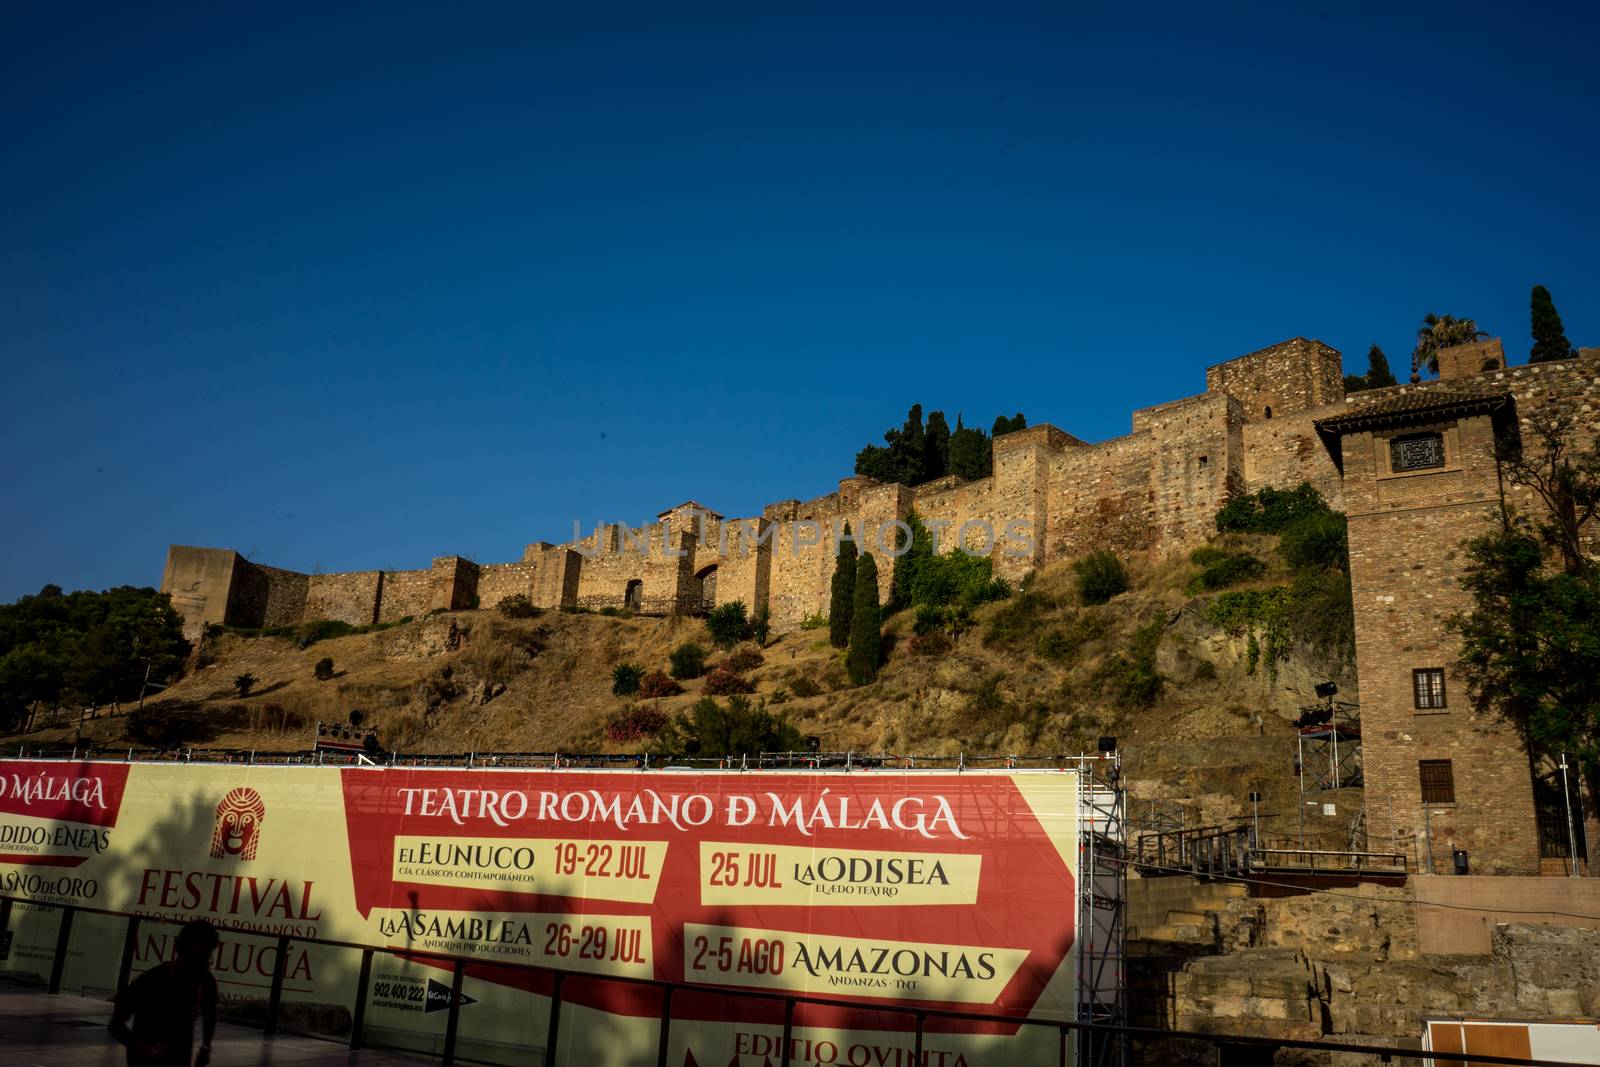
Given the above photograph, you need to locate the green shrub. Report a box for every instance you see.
[769,688,791,704]
[1193,658,1217,680]
[234,673,257,697]
[313,657,335,681]
[638,670,683,698]
[604,704,668,742]
[1207,577,1353,679]
[707,601,750,649]
[723,647,764,673]
[908,632,952,656]
[751,608,771,647]
[959,674,1044,748]
[703,666,756,696]
[913,604,946,635]
[1188,545,1231,567]
[799,613,828,630]
[497,594,540,619]
[656,695,802,757]
[669,643,707,680]
[983,590,1056,647]
[1278,512,1350,573]
[1074,551,1129,605]
[611,663,643,697]
[790,676,824,698]
[598,605,632,618]
[1096,621,1164,708]
[1036,611,1110,662]
[1186,551,1266,594]
[1215,483,1332,534]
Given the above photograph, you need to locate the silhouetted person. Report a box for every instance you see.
[110,920,219,1067]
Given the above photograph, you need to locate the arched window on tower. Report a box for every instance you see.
[624,579,643,612]
[1264,405,1273,419]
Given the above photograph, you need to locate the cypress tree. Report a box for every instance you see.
[847,553,881,685]
[1529,285,1574,363]
[828,523,858,648]
[923,410,951,481]
[1365,344,1397,388]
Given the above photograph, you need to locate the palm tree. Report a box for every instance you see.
[1411,313,1488,380]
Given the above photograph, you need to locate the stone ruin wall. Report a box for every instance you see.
[376,568,433,622]
[167,338,1600,639]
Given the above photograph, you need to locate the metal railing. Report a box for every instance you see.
[1133,826,1410,879]
[1249,846,1408,874]
[0,895,1586,1067]
[1132,826,1253,877]
[3,745,1125,774]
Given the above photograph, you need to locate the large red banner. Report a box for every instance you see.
[0,761,1082,1064]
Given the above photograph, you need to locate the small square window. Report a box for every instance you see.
[1413,668,1447,709]
[1198,455,1209,470]
[1420,759,1455,804]
[1390,432,1445,472]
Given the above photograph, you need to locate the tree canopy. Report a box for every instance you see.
[1529,285,1575,364]
[0,585,189,731]
[1344,343,1397,394]
[1450,413,1600,803]
[855,406,1025,486]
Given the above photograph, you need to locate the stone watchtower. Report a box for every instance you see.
[1315,390,1540,875]
[1206,337,1344,423]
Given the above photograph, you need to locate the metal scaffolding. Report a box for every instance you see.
[1296,700,1362,792]
[1078,757,1127,1067]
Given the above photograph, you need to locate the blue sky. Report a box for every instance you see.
[3,3,1596,599]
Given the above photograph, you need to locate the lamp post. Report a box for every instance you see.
[1560,752,1580,878]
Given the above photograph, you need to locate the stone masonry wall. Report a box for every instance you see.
[1205,337,1344,422]
[304,571,381,627]
[1133,877,1600,1060]
[476,562,538,611]
[235,564,308,628]
[1332,353,1600,876]
[1241,406,1345,504]
[1342,411,1540,875]
[377,569,432,622]
[1436,337,1507,380]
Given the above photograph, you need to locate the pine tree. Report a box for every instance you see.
[847,553,881,685]
[888,405,927,485]
[923,411,951,481]
[992,413,1027,437]
[1347,343,1396,393]
[946,415,991,480]
[1365,343,1397,387]
[828,523,858,648]
[1529,285,1575,364]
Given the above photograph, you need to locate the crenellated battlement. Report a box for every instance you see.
[162,339,1598,640]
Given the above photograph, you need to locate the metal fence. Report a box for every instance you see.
[0,894,1583,1067]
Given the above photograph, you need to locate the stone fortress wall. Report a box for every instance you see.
[161,335,1600,877]
[165,336,1371,637]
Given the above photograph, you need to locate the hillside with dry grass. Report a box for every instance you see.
[8,525,1362,848]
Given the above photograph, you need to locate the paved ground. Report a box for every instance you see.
[0,985,433,1066]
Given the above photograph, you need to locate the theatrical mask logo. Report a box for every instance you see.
[209,788,266,860]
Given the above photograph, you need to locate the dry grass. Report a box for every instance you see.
[11,538,1354,833]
